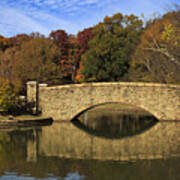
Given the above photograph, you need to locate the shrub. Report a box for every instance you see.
[0,78,19,112]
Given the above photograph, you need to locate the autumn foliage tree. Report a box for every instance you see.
[0,35,8,52]
[67,35,81,82]
[75,28,94,82]
[49,30,76,82]
[0,33,32,89]
[0,36,65,94]
[129,10,180,84]
[0,34,31,53]
[49,30,68,57]
[14,37,63,84]
[49,28,94,83]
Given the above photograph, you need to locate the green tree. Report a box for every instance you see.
[81,13,143,82]
[0,78,18,112]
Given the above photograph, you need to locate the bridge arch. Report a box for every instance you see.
[71,108,158,139]
[71,102,159,120]
[27,81,180,121]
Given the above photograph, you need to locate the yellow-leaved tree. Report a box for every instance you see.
[129,10,180,84]
[0,78,19,112]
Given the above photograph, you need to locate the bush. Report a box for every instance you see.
[0,78,19,112]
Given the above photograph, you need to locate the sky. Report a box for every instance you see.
[0,0,179,37]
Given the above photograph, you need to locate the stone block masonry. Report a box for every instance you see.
[27,82,180,121]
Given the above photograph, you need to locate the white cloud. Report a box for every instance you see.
[0,7,49,36]
[78,0,99,5]
[28,10,79,34]
[0,0,177,37]
[0,5,79,37]
[29,0,103,10]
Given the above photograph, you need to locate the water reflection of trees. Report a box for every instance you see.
[0,129,39,176]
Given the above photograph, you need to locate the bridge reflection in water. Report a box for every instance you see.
[1,112,180,179]
[37,117,180,162]
[72,112,158,139]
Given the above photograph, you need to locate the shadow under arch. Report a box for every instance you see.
[71,102,158,139]
[71,102,160,121]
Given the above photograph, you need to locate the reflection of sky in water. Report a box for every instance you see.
[0,172,85,180]
[64,173,84,180]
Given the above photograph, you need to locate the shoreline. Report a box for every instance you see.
[0,115,53,129]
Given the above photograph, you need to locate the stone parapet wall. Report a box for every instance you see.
[44,81,180,88]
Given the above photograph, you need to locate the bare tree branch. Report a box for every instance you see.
[143,47,180,68]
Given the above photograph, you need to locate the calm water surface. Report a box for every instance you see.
[0,107,180,180]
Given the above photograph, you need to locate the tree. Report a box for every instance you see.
[0,34,31,52]
[49,30,75,83]
[0,35,7,52]
[0,34,32,90]
[0,37,64,93]
[49,30,69,58]
[0,78,18,112]
[74,28,95,82]
[80,13,143,82]
[67,35,80,82]
[14,37,63,84]
[129,10,180,84]
[49,29,94,83]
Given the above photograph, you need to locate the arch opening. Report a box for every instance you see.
[71,102,158,139]
[71,102,159,121]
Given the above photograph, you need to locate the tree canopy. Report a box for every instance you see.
[1,8,180,114]
[0,36,65,94]
[0,9,179,97]
[129,10,180,84]
[80,13,143,82]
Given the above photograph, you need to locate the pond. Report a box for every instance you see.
[0,104,180,180]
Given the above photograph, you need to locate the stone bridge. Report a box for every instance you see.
[27,81,180,121]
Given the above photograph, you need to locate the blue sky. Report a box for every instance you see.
[0,0,179,37]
